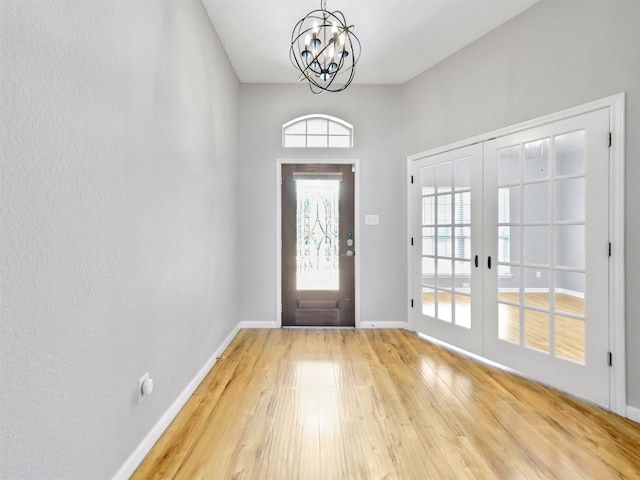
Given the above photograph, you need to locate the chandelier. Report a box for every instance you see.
[290,0,361,94]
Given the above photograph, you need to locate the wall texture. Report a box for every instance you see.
[238,85,406,328]
[0,2,240,478]
[402,0,640,408]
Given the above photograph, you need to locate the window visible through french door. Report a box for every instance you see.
[423,188,511,277]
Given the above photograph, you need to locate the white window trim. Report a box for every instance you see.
[282,114,354,148]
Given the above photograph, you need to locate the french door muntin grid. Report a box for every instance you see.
[496,131,587,363]
[421,157,472,328]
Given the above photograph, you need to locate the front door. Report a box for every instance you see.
[282,163,355,327]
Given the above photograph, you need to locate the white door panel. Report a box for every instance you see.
[483,108,610,406]
[412,144,483,355]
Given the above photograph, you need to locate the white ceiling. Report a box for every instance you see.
[202,0,540,85]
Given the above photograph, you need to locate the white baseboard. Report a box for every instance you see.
[627,405,640,423]
[238,320,279,329]
[113,323,242,480]
[358,321,409,329]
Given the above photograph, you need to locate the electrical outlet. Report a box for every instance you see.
[138,372,152,403]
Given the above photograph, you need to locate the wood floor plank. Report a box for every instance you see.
[133,328,640,479]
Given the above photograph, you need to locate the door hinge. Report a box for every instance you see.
[410,175,414,184]
[352,165,356,173]
[608,351,613,366]
[609,242,612,257]
[411,299,414,308]
[609,132,612,147]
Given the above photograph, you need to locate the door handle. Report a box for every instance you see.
[342,250,355,257]
[474,255,479,268]
[488,256,492,269]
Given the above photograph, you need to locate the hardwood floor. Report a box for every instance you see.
[132,329,640,479]
[423,291,587,363]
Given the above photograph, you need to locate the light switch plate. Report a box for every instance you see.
[365,214,380,225]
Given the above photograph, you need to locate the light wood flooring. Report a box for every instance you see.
[132,328,640,479]
[423,292,586,363]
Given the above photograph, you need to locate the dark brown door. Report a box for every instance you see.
[282,163,355,327]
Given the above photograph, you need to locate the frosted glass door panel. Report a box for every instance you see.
[296,179,340,290]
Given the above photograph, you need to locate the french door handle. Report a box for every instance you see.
[474,255,479,268]
[488,256,492,269]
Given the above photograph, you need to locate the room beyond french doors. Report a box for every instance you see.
[411,107,612,407]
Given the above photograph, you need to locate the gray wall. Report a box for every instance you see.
[0,2,240,479]
[238,85,406,327]
[1,1,638,479]
[402,0,640,407]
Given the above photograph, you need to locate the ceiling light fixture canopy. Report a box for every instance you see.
[290,0,361,94]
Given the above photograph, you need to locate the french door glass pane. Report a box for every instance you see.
[555,130,585,175]
[422,257,435,286]
[295,179,339,290]
[455,293,471,328]
[421,157,472,326]
[455,157,471,187]
[437,291,452,323]
[523,183,549,223]
[555,271,585,316]
[437,163,452,193]
[523,226,549,265]
[524,309,550,353]
[496,130,588,365]
[524,138,549,180]
[555,315,585,363]
[524,268,550,310]
[422,287,435,317]
[555,225,585,269]
[499,303,520,344]
[555,178,585,222]
[422,227,435,256]
[497,145,520,185]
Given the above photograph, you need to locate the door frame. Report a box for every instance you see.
[407,93,626,416]
[276,158,361,328]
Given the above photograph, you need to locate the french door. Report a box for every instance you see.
[483,109,610,405]
[411,107,611,406]
[411,144,484,355]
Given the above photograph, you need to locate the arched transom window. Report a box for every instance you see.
[282,114,353,148]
